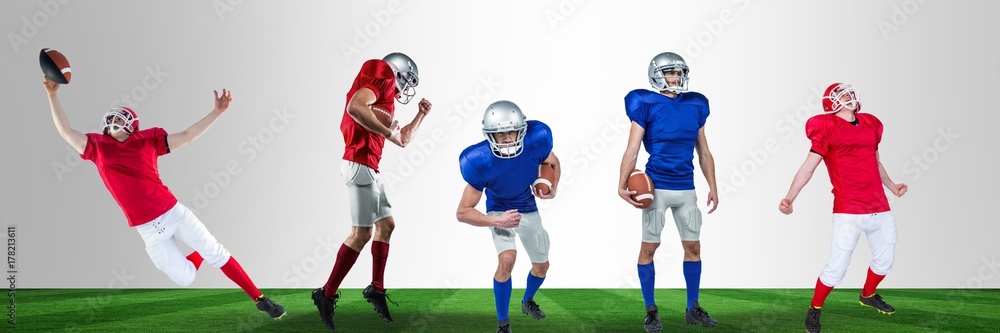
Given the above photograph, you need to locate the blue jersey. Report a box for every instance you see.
[459,120,553,213]
[625,89,710,190]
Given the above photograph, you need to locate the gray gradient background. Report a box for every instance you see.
[2,1,997,289]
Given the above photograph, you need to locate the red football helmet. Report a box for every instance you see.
[103,106,139,135]
[822,83,861,113]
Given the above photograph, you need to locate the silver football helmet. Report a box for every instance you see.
[383,52,419,104]
[482,100,527,159]
[648,52,690,93]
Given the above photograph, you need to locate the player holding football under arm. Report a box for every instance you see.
[43,77,286,319]
[457,101,559,333]
[617,52,719,333]
[779,83,907,333]
[312,52,432,331]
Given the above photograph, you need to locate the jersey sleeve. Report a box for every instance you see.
[357,60,397,99]
[693,93,710,128]
[80,133,101,161]
[528,121,554,163]
[805,116,831,156]
[624,90,651,129]
[459,150,488,192]
[149,127,170,156]
[870,114,884,148]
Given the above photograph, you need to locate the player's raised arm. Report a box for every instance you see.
[44,76,87,154]
[695,126,719,213]
[877,151,908,197]
[387,98,432,148]
[779,152,824,215]
[618,121,645,208]
[347,87,396,140]
[456,184,520,228]
[167,89,232,151]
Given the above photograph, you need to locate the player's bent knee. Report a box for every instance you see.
[163,268,196,287]
[532,262,550,275]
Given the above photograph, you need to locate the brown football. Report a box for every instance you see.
[533,164,556,196]
[40,48,72,84]
[627,169,655,208]
[372,106,393,127]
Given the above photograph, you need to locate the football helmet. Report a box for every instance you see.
[103,106,139,135]
[648,52,690,93]
[822,83,861,113]
[482,100,527,159]
[383,52,419,104]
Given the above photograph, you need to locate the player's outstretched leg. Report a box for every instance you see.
[364,217,397,323]
[218,256,286,320]
[173,206,286,319]
[312,287,339,331]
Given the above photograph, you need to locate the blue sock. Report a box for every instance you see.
[638,263,656,307]
[684,261,702,310]
[494,278,512,321]
[522,273,545,303]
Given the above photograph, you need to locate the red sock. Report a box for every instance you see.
[324,244,360,298]
[186,252,204,271]
[811,278,834,308]
[371,241,390,292]
[220,257,263,300]
[862,267,886,297]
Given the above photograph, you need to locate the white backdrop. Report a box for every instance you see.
[2,0,998,289]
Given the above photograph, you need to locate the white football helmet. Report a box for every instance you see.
[103,106,139,135]
[383,52,419,104]
[482,100,527,159]
[648,52,690,93]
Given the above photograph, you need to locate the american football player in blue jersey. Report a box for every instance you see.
[457,100,560,333]
[617,52,719,332]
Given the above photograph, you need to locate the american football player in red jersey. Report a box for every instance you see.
[311,52,432,331]
[779,83,908,333]
[43,76,287,319]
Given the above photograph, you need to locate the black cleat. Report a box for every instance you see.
[255,296,286,320]
[312,287,339,331]
[363,284,398,323]
[644,305,663,333]
[496,319,512,333]
[859,293,895,315]
[685,301,718,327]
[521,298,546,319]
[805,306,822,333]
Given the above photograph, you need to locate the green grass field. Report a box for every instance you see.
[9,289,1000,332]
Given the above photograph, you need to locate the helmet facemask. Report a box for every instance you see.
[103,107,139,136]
[823,83,861,114]
[481,100,528,159]
[650,65,690,93]
[394,71,418,104]
[484,126,527,159]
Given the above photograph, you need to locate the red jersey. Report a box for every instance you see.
[81,128,178,227]
[806,113,890,214]
[341,59,397,172]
